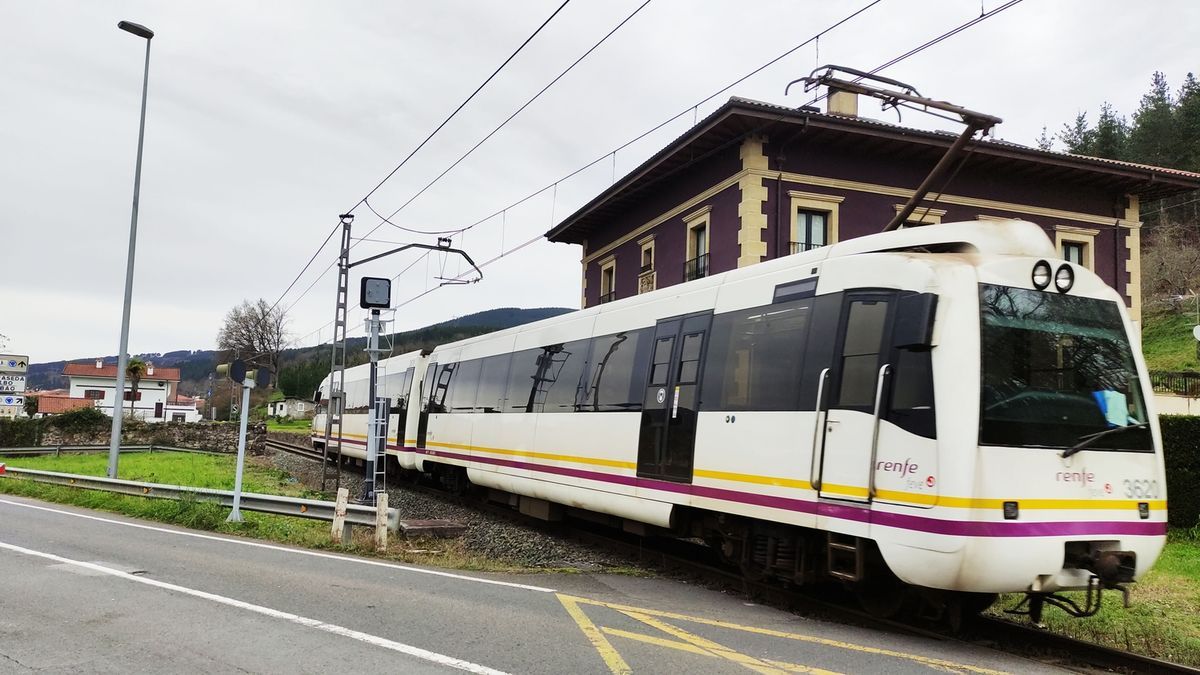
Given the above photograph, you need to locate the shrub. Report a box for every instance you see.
[1160,415,1200,529]
[47,406,110,434]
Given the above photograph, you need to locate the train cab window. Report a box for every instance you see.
[475,354,512,413]
[702,299,812,411]
[448,360,482,412]
[835,300,889,408]
[584,328,653,411]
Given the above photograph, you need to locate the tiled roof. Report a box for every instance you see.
[37,396,94,414]
[63,363,181,381]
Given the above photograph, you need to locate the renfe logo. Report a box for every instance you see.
[876,458,918,476]
[1056,471,1095,484]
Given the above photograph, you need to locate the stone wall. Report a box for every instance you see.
[1,415,266,455]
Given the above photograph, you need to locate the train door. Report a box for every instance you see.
[637,312,712,482]
[818,292,894,503]
[393,366,414,445]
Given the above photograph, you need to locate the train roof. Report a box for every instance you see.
[431,219,1057,356]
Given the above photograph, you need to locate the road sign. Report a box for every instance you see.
[0,355,29,374]
[0,406,21,418]
[0,373,26,393]
[1,395,25,407]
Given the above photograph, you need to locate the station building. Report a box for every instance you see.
[545,95,1200,323]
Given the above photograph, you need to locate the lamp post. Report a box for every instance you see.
[107,20,154,479]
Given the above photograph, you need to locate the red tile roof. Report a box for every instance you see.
[37,396,94,414]
[63,363,181,381]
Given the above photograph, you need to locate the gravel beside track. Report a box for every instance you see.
[264,449,646,571]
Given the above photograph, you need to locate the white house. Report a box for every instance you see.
[268,397,315,420]
[63,360,201,423]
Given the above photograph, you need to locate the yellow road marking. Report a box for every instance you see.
[620,609,789,674]
[558,594,631,675]
[600,629,837,675]
[559,595,1010,675]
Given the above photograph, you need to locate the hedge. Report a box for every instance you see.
[1161,415,1200,529]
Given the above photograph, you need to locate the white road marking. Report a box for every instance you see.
[0,497,556,593]
[0,540,511,675]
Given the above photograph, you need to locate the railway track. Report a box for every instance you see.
[266,439,1196,674]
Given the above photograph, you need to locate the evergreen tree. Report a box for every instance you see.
[1058,112,1094,154]
[1091,102,1129,160]
[1176,72,1200,172]
[1035,125,1054,151]
[1128,71,1177,167]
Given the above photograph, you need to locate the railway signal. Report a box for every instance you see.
[215,359,270,522]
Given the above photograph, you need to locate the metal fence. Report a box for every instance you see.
[1149,371,1200,397]
[0,466,397,531]
[0,444,220,457]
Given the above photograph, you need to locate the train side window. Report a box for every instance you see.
[425,362,450,413]
[702,299,812,411]
[836,300,889,408]
[540,339,591,412]
[476,354,512,413]
[448,359,482,413]
[649,337,673,386]
[584,328,653,411]
[503,348,541,412]
[888,348,936,438]
[677,333,704,384]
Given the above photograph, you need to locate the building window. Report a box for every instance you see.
[84,389,104,400]
[788,191,843,256]
[1062,241,1085,265]
[894,204,945,227]
[122,391,143,401]
[793,210,828,253]
[683,206,711,282]
[599,257,616,304]
[1054,225,1099,270]
[638,235,656,294]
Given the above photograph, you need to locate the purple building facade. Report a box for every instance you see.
[547,97,1200,324]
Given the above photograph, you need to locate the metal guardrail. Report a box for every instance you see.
[0,444,223,457]
[1150,370,1200,397]
[0,466,397,531]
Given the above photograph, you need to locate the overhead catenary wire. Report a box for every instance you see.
[381,0,1027,316]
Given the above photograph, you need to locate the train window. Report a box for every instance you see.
[649,337,673,386]
[836,300,889,408]
[584,328,653,411]
[888,348,936,438]
[798,293,840,409]
[421,362,438,411]
[476,354,512,413]
[448,359,482,412]
[702,299,812,411]
[427,362,454,413]
[503,348,542,412]
[678,333,704,384]
[540,339,591,412]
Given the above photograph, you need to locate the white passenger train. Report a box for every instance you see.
[314,220,1165,620]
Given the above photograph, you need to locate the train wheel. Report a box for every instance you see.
[855,579,907,618]
[946,592,998,632]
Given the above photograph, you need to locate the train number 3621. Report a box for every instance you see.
[1123,479,1160,499]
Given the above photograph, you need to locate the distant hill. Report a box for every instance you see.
[27,306,574,395]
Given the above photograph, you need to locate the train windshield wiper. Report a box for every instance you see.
[1061,423,1150,459]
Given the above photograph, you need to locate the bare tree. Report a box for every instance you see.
[216,299,289,375]
[1141,221,1200,309]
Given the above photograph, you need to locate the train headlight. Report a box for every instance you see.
[1031,260,1052,290]
[1054,264,1075,293]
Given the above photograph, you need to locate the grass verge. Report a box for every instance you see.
[266,418,313,432]
[0,451,528,574]
[986,533,1200,667]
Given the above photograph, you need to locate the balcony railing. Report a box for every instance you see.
[638,269,656,294]
[684,253,709,282]
[598,291,616,304]
[789,241,825,255]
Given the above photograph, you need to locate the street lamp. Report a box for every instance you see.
[107,20,154,479]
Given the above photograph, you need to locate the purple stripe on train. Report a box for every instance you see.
[322,437,1166,538]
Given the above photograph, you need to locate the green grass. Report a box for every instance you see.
[0,451,527,573]
[1141,308,1200,371]
[266,418,313,432]
[987,535,1200,666]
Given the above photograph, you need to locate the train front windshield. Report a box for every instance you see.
[979,284,1152,451]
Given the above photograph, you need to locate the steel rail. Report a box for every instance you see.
[264,438,326,462]
[0,466,396,530]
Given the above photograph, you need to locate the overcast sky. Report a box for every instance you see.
[4,0,1198,363]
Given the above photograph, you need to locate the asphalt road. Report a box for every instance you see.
[0,494,1065,674]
